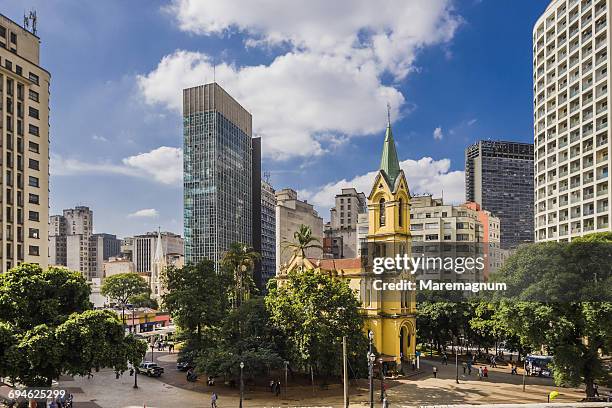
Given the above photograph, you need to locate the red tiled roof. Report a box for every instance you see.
[307,257,362,270]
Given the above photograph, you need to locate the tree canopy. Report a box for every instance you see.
[0,264,146,387]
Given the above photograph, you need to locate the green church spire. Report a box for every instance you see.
[379,104,401,187]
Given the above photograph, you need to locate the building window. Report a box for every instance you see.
[28,72,39,85]
[28,176,39,188]
[28,141,39,153]
[28,107,39,119]
[28,159,39,171]
[379,198,386,226]
[398,197,403,226]
[28,228,39,239]
[28,211,39,222]
[28,245,39,256]
[10,32,16,44]
[28,124,39,136]
[28,89,39,102]
[28,193,39,204]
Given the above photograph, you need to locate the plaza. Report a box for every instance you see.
[29,354,587,408]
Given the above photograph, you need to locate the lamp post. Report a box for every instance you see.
[239,361,245,408]
[150,342,154,362]
[367,330,375,408]
[284,361,289,399]
[379,357,384,402]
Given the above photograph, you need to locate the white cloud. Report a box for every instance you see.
[467,118,478,126]
[433,127,444,140]
[51,146,183,185]
[128,208,159,218]
[300,157,465,213]
[92,134,108,142]
[138,1,461,159]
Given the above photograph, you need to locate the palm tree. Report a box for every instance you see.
[221,242,261,309]
[282,224,324,268]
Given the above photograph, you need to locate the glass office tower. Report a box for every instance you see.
[183,83,255,266]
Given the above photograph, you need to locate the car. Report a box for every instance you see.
[136,361,164,377]
[177,361,194,371]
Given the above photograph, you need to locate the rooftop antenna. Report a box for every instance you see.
[386,102,391,125]
[213,64,216,84]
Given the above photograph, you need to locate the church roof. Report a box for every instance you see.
[379,120,401,187]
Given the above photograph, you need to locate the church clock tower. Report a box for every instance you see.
[364,113,416,368]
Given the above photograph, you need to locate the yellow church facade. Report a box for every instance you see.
[279,119,417,370]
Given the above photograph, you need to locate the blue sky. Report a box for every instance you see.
[2,0,548,237]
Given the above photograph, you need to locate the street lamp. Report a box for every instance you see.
[284,361,289,399]
[239,361,245,408]
[379,357,385,402]
[150,342,155,362]
[367,330,375,408]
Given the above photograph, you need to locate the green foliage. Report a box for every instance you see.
[488,241,612,397]
[0,264,91,331]
[101,273,150,306]
[0,264,147,386]
[281,224,323,258]
[129,292,159,309]
[265,269,368,377]
[162,261,232,339]
[221,243,261,308]
[195,298,285,379]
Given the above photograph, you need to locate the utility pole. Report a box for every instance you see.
[343,336,349,408]
[285,361,289,400]
[368,331,374,408]
[455,346,459,384]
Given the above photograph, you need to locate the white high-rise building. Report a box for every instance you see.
[533,0,610,241]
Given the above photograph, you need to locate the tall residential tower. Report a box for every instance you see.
[533,0,610,241]
[0,14,49,272]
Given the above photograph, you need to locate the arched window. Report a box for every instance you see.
[379,198,386,226]
[398,197,404,226]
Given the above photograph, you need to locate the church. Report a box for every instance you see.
[278,117,417,371]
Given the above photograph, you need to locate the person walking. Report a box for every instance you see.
[382,396,389,408]
[483,366,488,378]
[433,366,438,378]
[275,380,281,397]
[211,392,218,408]
[269,379,275,393]
[442,352,448,365]
[478,366,483,380]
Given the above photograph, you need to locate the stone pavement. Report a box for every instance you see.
[47,354,590,408]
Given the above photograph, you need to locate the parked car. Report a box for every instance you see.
[177,361,194,371]
[136,361,164,377]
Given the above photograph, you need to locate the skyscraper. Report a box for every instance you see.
[533,0,610,241]
[183,83,260,266]
[465,140,534,248]
[260,177,276,287]
[325,188,367,258]
[0,14,50,272]
[49,206,95,279]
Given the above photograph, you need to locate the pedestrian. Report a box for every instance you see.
[433,366,438,378]
[276,380,282,397]
[49,399,58,408]
[211,392,218,408]
[442,352,448,365]
[270,379,275,392]
[511,365,517,375]
[483,366,488,378]
[467,363,472,376]
[382,396,389,408]
[594,383,600,397]
[491,356,497,368]
[462,362,467,374]
[478,366,483,380]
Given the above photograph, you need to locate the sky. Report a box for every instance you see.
[1,0,549,238]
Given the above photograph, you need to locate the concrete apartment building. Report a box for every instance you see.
[260,178,276,287]
[121,231,184,275]
[324,188,367,259]
[409,195,504,280]
[49,206,120,279]
[0,14,49,272]
[465,140,534,249]
[275,188,324,270]
[533,0,611,241]
[183,83,261,269]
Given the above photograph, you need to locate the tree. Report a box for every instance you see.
[265,269,368,380]
[161,261,232,342]
[197,298,285,379]
[101,273,150,324]
[221,243,261,308]
[282,224,323,262]
[0,264,147,393]
[490,236,612,398]
[129,292,159,309]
